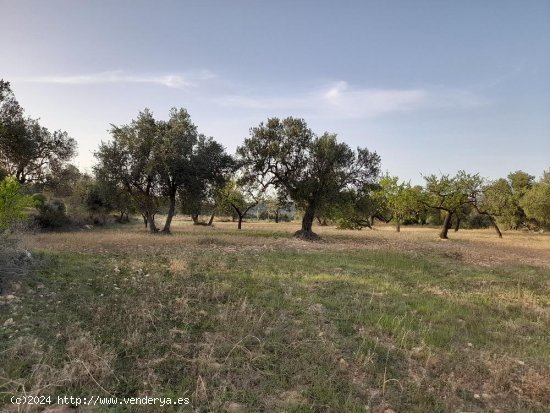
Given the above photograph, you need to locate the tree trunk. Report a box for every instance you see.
[162,193,176,233]
[370,215,375,227]
[302,205,315,232]
[237,214,243,230]
[191,214,199,224]
[142,213,148,227]
[488,215,503,238]
[316,216,322,225]
[275,210,279,223]
[396,219,401,232]
[207,211,215,226]
[295,203,319,240]
[148,213,158,233]
[439,212,452,239]
[454,217,461,232]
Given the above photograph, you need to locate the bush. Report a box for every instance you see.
[462,213,492,229]
[0,176,35,231]
[33,194,70,229]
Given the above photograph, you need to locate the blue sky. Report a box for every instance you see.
[1,0,549,184]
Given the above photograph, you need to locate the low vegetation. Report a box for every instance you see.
[1,220,549,412]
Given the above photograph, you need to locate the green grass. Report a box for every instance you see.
[1,230,549,412]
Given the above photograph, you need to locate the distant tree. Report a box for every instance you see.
[81,180,113,224]
[45,163,82,197]
[264,191,292,223]
[333,189,375,230]
[520,170,550,229]
[422,171,502,239]
[216,179,262,230]
[483,170,535,230]
[95,109,161,232]
[178,135,234,227]
[375,175,421,232]
[0,176,35,230]
[237,117,380,239]
[32,194,69,229]
[72,175,133,224]
[0,80,77,185]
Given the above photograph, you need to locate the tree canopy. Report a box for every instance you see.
[0,80,77,185]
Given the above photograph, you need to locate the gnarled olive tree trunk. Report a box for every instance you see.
[295,203,320,240]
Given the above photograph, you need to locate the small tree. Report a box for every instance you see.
[0,176,35,230]
[424,171,503,239]
[375,175,421,232]
[483,171,535,230]
[520,171,550,229]
[216,180,261,230]
[264,191,292,223]
[333,188,375,230]
[424,172,480,239]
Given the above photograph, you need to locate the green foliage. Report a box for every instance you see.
[45,163,82,197]
[334,189,378,229]
[423,171,485,238]
[482,178,517,228]
[33,194,69,229]
[95,108,232,232]
[424,172,483,212]
[95,109,161,229]
[0,79,77,184]
[482,170,536,229]
[214,179,261,227]
[0,176,35,230]
[81,181,113,224]
[520,173,550,228]
[374,175,423,230]
[237,117,380,235]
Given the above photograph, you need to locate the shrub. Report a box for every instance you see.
[33,194,70,229]
[0,176,35,230]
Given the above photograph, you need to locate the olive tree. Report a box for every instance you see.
[0,80,77,185]
[95,108,231,233]
[237,117,380,239]
[95,109,161,232]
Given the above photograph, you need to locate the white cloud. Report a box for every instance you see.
[214,81,489,119]
[14,70,217,89]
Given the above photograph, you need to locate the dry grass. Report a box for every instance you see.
[1,218,549,412]
[21,217,550,268]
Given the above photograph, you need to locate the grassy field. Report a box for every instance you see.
[1,219,549,412]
